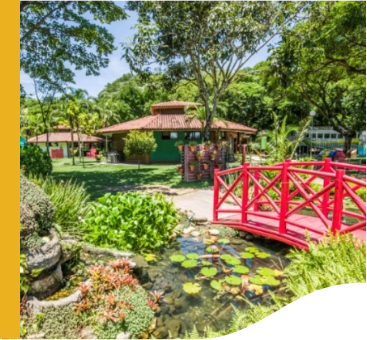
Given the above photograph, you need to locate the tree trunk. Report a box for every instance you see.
[45,128,50,156]
[344,135,353,154]
[138,157,140,170]
[71,130,75,165]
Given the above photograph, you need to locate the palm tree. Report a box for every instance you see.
[259,112,311,163]
[184,105,227,142]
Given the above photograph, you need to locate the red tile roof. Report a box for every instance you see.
[99,114,257,134]
[27,132,103,143]
[150,100,202,108]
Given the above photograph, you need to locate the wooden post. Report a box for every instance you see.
[254,167,259,212]
[242,144,247,164]
[213,168,219,222]
[332,170,345,234]
[322,158,331,218]
[279,159,291,234]
[242,163,249,224]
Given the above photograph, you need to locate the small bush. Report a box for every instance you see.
[32,176,90,232]
[356,187,366,202]
[81,192,179,252]
[20,202,37,236]
[20,173,55,235]
[20,145,52,178]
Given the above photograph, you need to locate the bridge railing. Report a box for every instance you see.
[213,158,366,236]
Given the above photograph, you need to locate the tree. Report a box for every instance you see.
[20,1,127,83]
[123,131,157,169]
[124,1,305,141]
[259,112,310,163]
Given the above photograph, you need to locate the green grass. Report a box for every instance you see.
[51,159,212,201]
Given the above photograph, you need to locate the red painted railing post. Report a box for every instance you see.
[254,167,259,212]
[279,159,291,234]
[322,158,331,218]
[332,169,345,234]
[242,163,249,224]
[213,168,219,222]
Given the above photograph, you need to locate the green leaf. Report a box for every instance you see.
[210,279,224,291]
[200,267,218,277]
[245,247,259,253]
[249,275,281,286]
[206,246,219,253]
[182,260,198,268]
[217,238,230,244]
[233,265,249,274]
[201,260,212,266]
[256,252,271,259]
[256,267,282,276]
[225,275,242,286]
[183,282,202,295]
[170,254,186,262]
[221,255,241,266]
[186,253,200,260]
[240,252,255,259]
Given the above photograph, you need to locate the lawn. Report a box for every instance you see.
[51,159,212,201]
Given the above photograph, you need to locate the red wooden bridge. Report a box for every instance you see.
[213,159,366,249]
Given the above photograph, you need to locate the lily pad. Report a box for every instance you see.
[256,267,282,277]
[210,279,224,291]
[217,238,230,245]
[245,247,259,253]
[186,253,200,260]
[233,265,249,274]
[204,239,214,245]
[201,260,212,266]
[183,282,202,295]
[225,275,242,286]
[240,252,255,259]
[220,254,232,261]
[222,256,241,266]
[206,246,219,253]
[249,275,281,286]
[144,254,157,262]
[248,284,263,295]
[200,267,218,277]
[182,260,198,268]
[170,254,186,262]
[256,252,271,259]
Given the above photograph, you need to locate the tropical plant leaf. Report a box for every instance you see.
[182,260,198,268]
[210,279,224,291]
[200,267,218,277]
[170,254,186,262]
[233,265,249,274]
[186,253,200,260]
[225,275,242,286]
[183,282,202,294]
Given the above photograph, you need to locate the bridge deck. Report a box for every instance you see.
[213,212,366,250]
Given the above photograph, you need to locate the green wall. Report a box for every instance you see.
[150,131,201,162]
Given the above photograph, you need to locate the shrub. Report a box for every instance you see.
[356,187,366,202]
[20,173,54,235]
[31,176,90,233]
[20,203,37,236]
[81,192,179,252]
[20,145,52,178]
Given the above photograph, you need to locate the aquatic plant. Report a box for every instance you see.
[220,254,241,266]
[200,267,218,277]
[182,260,198,268]
[225,275,242,286]
[239,252,254,259]
[217,238,230,244]
[183,282,202,295]
[206,246,219,253]
[170,254,186,262]
[232,265,249,274]
[249,276,281,286]
[201,260,212,266]
[186,253,200,260]
[81,192,179,252]
[204,239,214,245]
[150,291,164,303]
[256,267,283,277]
[210,279,224,291]
[144,254,157,262]
[256,252,271,259]
[245,247,258,253]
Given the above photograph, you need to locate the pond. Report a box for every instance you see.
[137,234,290,338]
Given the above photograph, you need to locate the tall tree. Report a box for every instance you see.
[20,1,126,83]
[124,1,306,140]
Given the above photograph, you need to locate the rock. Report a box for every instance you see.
[116,332,131,339]
[192,215,208,223]
[239,231,247,238]
[164,319,181,338]
[81,326,97,339]
[139,332,149,339]
[83,245,133,258]
[28,264,63,299]
[23,229,61,271]
[208,229,219,236]
[153,327,168,339]
[142,282,153,290]
[27,333,46,339]
[163,284,172,293]
[156,317,164,327]
[182,226,196,235]
[42,236,51,243]
[174,296,188,311]
[163,295,174,305]
[191,231,200,237]
[231,238,244,245]
[130,255,148,268]
[245,234,254,241]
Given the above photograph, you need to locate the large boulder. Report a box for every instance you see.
[20,173,54,235]
[20,202,37,236]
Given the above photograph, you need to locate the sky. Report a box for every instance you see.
[20,2,273,98]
